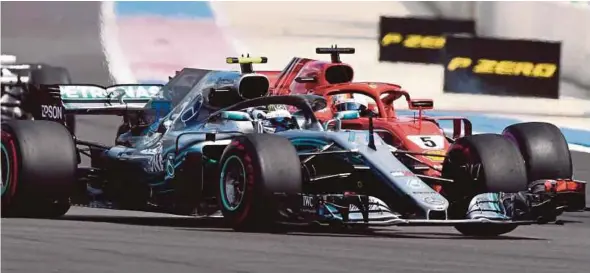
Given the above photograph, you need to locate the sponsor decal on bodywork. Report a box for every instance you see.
[348,131,385,146]
[60,85,161,100]
[164,153,176,180]
[40,104,63,120]
[424,150,446,162]
[390,170,413,177]
[407,135,445,150]
[302,195,314,208]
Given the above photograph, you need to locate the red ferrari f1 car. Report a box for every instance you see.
[259,46,586,214]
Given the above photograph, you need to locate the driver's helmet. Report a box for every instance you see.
[332,96,368,113]
[265,109,295,132]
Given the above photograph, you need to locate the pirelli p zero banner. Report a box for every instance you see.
[442,36,561,99]
[379,17,475,64]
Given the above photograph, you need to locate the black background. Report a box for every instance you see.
[442,36,561,98]
[378,17,475,64]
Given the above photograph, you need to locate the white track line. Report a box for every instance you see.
[100,1,136,84]
[569,144,590,154]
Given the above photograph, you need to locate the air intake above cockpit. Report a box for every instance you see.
[237,74,270,99]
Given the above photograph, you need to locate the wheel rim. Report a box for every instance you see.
[1,142,11,196]
[220,155,247,211]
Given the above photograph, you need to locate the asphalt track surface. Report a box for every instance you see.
[2,2,590,273]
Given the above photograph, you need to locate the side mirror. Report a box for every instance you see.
[220,111,252,121]
[147,99,172,119]
[323,119,342,131]
[323,110,360,131]
[297,94,327,112]
[294,76,317,83]
[408,99,434,110]
[335,110,360,120]
[309,98,327,112]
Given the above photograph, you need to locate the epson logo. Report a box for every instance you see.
[41,105,63,120]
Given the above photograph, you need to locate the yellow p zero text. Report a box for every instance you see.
[381,33,446,49]
[447,57,557,78]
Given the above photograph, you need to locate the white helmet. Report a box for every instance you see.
[333,96,368,112]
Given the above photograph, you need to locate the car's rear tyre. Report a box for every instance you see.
[502,122,572,182]
[217,134,302,232]
[442,133,527,236]
[1,120,77,218]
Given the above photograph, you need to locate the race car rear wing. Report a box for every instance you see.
[18,84,169,125]
[54,84,163,113]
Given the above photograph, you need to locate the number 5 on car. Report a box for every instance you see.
[406,135,445,150]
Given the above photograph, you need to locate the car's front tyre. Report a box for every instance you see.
[217,134,302,232]
[442,133,528,236]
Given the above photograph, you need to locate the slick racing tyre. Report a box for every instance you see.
[443,133,528,195]
[502,122,572,182]
[1,120,77,218]
[32,66,76,134]
[217,134,302,232]
[442,134,528,236]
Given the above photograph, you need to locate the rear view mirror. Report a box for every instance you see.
[294,76,317,83]
[220,111,252,121]
[335,110,360,120]
[409,99,433,110]
[148,99,171,112]
[311,99,327,112]
[146,99,172,120]
[324,110,359,131]
[297,95,327,112]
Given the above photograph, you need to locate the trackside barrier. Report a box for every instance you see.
[442,36,562,99]
[378,16,475,64]
[378,16,564,99]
